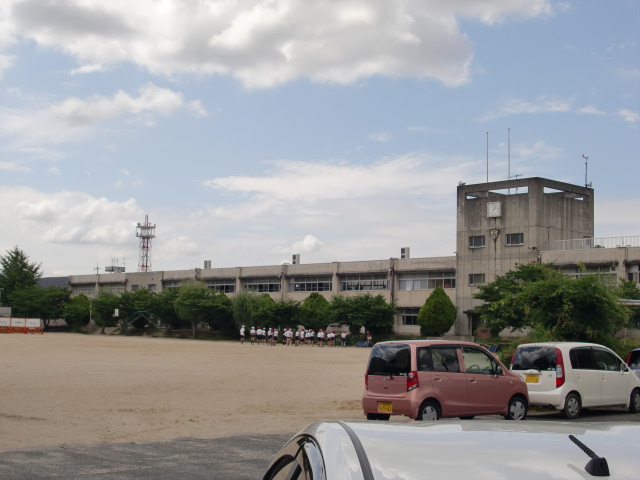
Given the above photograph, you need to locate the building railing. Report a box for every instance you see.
[547,235,640,251]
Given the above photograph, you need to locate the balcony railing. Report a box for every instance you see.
[547,235,640,251]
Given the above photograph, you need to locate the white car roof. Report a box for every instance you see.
[302,420,638,479]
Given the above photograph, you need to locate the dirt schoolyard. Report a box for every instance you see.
[0,333,372,451]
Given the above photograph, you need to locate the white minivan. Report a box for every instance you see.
[511,342,640,419]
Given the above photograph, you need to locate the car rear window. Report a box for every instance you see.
[629,350,640,367]
[367,344,411,376]
[511,346,557,371]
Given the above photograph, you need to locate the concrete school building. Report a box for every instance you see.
[67,177,640,338]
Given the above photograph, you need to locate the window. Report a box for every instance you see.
[430,347,461,373]
[398,271,456,290]
[206,278,236,293]
[570,348,597,370]
[469,235,486,248]
[592,348,621,371]
[244,277,281,293]
[148,284,156,292]
[559,265,617,286]
[73,285,95,296]
[131,284,140,292]
[468,273,485,286]
[506,233,524,246]
[290,276,332,292]
[400,308,419,326]
[340,274,388,291]
[462,346,500,375]
[101,284,125,294]
[163,280,182,289]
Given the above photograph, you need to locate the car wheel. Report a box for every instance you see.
[629,389,640,414]
[563,392,581,420]
[417,400,440,421]
[505,395,528,420]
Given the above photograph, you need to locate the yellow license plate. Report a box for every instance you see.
[525,374,539,383]
[378,401,393,413]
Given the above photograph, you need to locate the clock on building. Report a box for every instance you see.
[487,201,501,217]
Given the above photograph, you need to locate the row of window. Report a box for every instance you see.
[469,233,524,248]
[200,268,619,293]
[399,271,456,290]
[74,271,481,298]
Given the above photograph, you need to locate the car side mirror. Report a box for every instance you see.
[495,365,503,376]
[620,363,629,373]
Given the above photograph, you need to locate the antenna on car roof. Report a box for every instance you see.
[568,435,610,477]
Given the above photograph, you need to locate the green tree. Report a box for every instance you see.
[153,288,185,332]
[0,247,42,307]
[91,290,121,332]
[231,291,256,329]
[10,286,71,329]
[474,264,630,344]
[253,294,277,327]
[418,286,457,337]
[174,280,217,338]
[204,290,234,335]
[271,299,300,329]
[64,294,91,330]
[330,294,395,336]
[117,289,158,331]
[299,292,330,331]
[474,263,562,336]
[616,280,640,326]
[520,274,629,343]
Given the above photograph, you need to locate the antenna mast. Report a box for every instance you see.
[582,154,589,187]
[136,215,156,272]
[486,131,489,183]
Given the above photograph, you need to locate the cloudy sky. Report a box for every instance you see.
[0,0,638,276]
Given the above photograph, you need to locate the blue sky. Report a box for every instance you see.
[0,0,638,276]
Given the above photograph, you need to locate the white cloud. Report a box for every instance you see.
[2,0,553,89]
[0,83,207,148]
[618,108,639,123]
[479,95,572,121]
[292,235,323,254]
[203,154,471,205]
[0,186,150,274]
[577,105,604,115]
[70,63,107,75]
[368,132,392,142]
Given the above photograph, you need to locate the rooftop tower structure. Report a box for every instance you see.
[136,215,156,272]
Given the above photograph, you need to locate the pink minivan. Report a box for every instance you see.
[362,340,528,420]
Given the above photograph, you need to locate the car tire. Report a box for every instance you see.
[629,388,640,414]
[504,395,528,420]
[417,400,440,421]
[563,392,581,420]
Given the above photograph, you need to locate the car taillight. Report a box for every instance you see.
[365,372,369,390]
[556,348,565,388]
[407,371,419,392]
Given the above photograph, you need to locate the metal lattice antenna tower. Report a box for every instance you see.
[136,215,156,272]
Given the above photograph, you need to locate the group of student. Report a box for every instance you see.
[239,325,349,347]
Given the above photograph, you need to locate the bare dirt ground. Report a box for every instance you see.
[0,333,372,451]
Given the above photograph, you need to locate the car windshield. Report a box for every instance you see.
[367,344,411,376]
[512,346,557,371]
